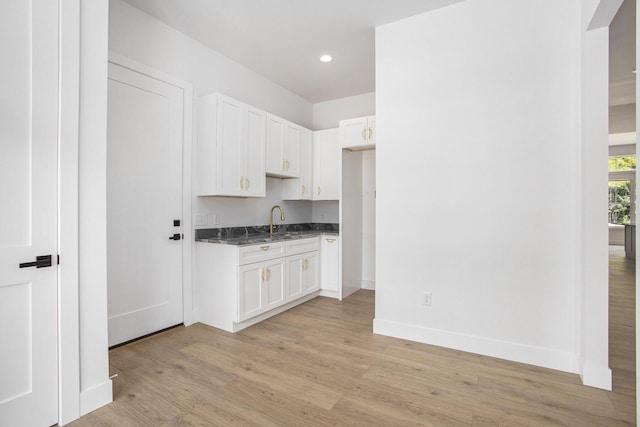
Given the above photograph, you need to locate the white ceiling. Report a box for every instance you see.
[121,0,462,103]
[123,0,635,106]
[609,0,636,106]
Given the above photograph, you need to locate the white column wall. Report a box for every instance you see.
[78,0,112,415]
[374,0,611,386]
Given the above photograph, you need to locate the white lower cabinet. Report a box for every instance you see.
[238,258,285,322]
[286,252,319,301]
[320,235,340,298]
[197,237,321,332]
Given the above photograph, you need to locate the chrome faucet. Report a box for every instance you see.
[269,205,285,236]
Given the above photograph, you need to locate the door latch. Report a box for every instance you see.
[169,234,183,241]
[19,255,53,269]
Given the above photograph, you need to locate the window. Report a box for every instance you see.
[608,156,636,172]
[609,180,633,225]
[608,155,636,226]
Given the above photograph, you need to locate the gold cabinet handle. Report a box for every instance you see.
[260,268,265,282]
[326,238,336,243]
[245,177,250,190]
[302,259,308,271]
[317,186,321,196]
[260,245,270,251]
[361,128,366,141]
[301,185,305,196]
[368,127,373,140]
[266,268,271,281]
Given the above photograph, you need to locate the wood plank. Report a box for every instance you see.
[67,247,635,426]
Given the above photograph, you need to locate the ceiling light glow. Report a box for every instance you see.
[320,55,333,63]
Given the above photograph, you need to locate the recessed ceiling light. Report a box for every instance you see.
[320,55,332,63]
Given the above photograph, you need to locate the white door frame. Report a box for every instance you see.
[58,0,81,423]
[106,51,196,327]
[57,28,195,421]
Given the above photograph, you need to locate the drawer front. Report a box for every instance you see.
[286,237,319,255]
[238,241,286,265]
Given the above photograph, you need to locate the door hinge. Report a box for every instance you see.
[57,254,60,265]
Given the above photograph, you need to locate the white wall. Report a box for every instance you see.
[610,103,636,133]
[109,0,312,127]
[362,150,376,288]
[195,178,313,228]
[579,0,621,390]
[312,201,339,223]
[313,92,376,130]
[78,0,112,416]
[109,0,316,230]
[374,0,609,385]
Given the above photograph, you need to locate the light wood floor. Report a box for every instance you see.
[70,249,635,426]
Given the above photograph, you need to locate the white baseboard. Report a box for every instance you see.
[80,379,113,416]
[373,318,578,375]
[319,289,340,299]
[579,360,612,390]
[361,280,375,290]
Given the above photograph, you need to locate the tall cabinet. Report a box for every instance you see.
[339,115,376,298]
[313,129,340,200]
[197,93,266,197]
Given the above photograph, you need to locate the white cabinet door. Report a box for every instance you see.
[238,258,285,321]
[238,264,264,322]
[286,252,319,302]
[284,122,300,177]
[216,96,244,196]
[263,259,286,311]
[266,114,300,178]
[320,236,340,293]
[282,127,312,200]
[302,252,320,295]
[266,114,285,176]
[244,106,267,197]
[313,129,340,200]
[286,255,304,301]
[340,115,375,150]
[0,1,58,424]
[198,93,266,197]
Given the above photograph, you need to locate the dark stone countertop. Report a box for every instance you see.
[195,223,339,246]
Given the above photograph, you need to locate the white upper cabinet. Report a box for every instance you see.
[282,127,313,200]
[197,93,266,197]
[313,128,340,200]
[267,114,301,178]
[340,115,376,150]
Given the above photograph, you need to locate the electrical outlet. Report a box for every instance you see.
[423,292,432,306]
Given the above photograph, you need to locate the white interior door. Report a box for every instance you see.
[0,0,59,425]
[107,62,184,347]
